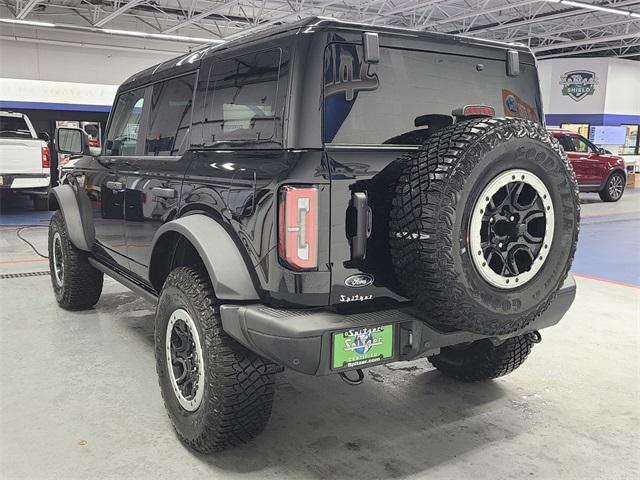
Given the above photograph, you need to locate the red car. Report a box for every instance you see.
[549,129,626,202]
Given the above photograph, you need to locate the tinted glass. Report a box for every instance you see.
[145,73,196,156]
[202,49,281,145]
[571,136,595,153]
[105,88,146,156]
[323,44,542,144]
[0,115,31,138]
[556,135,574,152]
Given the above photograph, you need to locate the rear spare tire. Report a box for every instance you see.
[390,118,579,335]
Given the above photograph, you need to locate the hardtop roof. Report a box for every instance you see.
[119,16,532,92]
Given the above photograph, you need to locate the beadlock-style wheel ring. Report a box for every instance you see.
[52,231,64,287]
[469,169,554,289]
[165,308,205,412]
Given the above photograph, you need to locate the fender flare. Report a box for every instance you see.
[149,215,259,301]
[48,184,95,251]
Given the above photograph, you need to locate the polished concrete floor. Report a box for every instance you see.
[0,191,638,479]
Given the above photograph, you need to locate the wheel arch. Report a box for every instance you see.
[148,215,259,300]
[48,184,94,252]
[600,167,627,190]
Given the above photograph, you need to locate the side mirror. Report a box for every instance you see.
[38,131,50,142]
[55,127,90,155]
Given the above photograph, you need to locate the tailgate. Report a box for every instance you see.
[0,139,44,175]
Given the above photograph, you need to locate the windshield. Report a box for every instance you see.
[0,115,33,139]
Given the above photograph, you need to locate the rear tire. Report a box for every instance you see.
[428,334,535,382]
[155,266,280,453]
[48,210,103,310]
[598,172,625,202]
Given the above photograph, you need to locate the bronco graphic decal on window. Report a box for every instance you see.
[323,42,379,143]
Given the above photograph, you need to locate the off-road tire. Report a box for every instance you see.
[428,334,535,382]
[390,118,580,335]
[155,266,280,453]
[48,210,103,310]
[598,172,625,202]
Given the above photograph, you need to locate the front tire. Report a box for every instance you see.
[599,172,625,202]
[48,210,103,310]
[428,334,535,382]
[155,266,279,453]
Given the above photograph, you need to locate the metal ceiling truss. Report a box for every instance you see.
[0,0,638,58]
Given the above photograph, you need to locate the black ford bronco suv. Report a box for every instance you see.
[49,17,579,452]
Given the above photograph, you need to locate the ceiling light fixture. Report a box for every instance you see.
[0,18,55,27]
[557,0,636,16]
[102,28,224,43]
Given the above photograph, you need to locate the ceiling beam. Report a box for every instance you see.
[163,0,244,33]
[16,0,43,19]
[222,0,346,40]
[617,50,640,57]
[537,40,640,57]
[461,0,640,35]
[508,17,640,43]
[94,0,147,27]
[421,0,543,28]
[533,31,640,52]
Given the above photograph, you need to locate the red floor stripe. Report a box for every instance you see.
[0,258,48,264]
[572,272,640,290]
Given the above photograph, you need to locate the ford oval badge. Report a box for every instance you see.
[344,274,374,288]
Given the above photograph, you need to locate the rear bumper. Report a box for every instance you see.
[220,274,577,376]
[0,174,50,192]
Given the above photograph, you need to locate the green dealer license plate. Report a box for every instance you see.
[332,324,394,370]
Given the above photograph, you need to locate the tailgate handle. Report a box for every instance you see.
[350,192,372,260]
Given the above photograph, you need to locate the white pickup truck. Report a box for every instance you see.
[0,111,51,209]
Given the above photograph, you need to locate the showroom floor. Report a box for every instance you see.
[0,192,638,480]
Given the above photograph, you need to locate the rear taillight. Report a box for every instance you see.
[278,186,318,270]
[41,145,51,169]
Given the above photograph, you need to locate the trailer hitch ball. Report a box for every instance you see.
[339,369,365,386]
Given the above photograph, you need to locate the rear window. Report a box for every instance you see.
[0,115,32,139]
[323,44,542,144]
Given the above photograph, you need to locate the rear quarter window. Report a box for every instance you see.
[323,44,542,145]
[200,49,282,146]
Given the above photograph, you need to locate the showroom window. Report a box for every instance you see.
[201,49,282,146]
[105,88,146,156]
[145,73,196,156]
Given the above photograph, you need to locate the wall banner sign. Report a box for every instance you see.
[559,70,598,102]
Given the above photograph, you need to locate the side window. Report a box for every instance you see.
[145,73,196,156]
[571,136,595,153]
[105,88,146,156]
[557,135,575,152]
[203,49,281,145]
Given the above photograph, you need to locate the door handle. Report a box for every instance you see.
[151,187,176,199]
[106,181,123,191]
